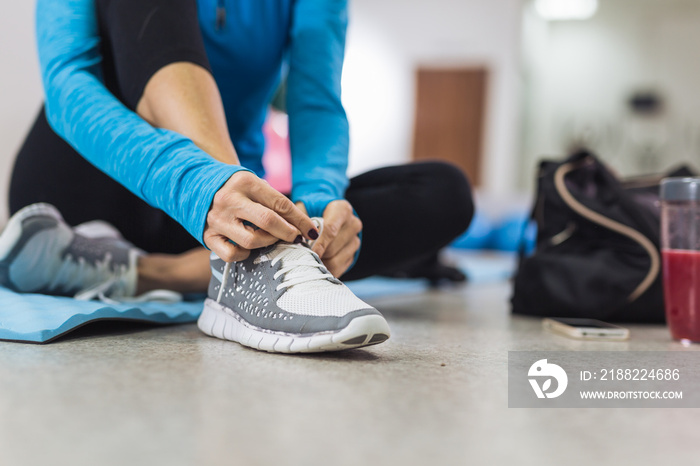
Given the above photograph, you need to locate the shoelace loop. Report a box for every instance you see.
[270,244,334,292]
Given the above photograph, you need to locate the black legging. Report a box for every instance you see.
[9,0,473,281]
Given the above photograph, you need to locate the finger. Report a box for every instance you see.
[224,221,280,250]
[324,237,360,278]
[238,201,302,243]
[323,216,362,259]
[208,199,295,245]
[312,203,351,258]
[248,182,318,240]
[205,234,251,263]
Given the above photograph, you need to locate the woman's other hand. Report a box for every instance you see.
[300,200,362,278]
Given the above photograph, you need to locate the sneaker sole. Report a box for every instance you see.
[0,203,63,261]
[198,298,391,353]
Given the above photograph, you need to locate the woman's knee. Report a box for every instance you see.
[415,161,474,237]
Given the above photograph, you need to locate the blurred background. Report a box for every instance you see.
[3,0,700,226]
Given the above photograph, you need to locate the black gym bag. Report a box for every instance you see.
[511,150,695,323]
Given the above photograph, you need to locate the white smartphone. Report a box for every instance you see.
[543,318,630,341]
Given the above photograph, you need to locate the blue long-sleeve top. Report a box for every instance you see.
[36,0,350,244]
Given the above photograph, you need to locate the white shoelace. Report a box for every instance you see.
[269,244,334,291]
[217,262,232,302]
[269,217,330,291]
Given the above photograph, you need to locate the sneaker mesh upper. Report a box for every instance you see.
[258,244,372,317]
[276,280,371,317]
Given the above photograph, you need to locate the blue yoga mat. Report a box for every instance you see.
[0,287,202,343]
[0,280,416,344]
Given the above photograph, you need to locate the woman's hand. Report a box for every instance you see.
[204,171,319,262]
[300,200,362,278]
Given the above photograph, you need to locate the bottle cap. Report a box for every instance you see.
[661,177,700,201]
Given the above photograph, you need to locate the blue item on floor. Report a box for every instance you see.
[0,286,202,343]
[491,213,537,253]
[452,209,537,253]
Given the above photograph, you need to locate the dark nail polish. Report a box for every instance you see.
[308,229,319,240]
[294,235,303,244]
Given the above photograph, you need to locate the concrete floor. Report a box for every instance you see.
[1,280,699,466]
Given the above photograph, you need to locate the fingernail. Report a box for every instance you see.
[294,235,303,244]
[308,229,319,240]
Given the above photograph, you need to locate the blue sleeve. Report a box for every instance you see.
[286,0,350,219]
[36,0,251,244]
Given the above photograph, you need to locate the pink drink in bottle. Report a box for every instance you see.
[661,178,700,342]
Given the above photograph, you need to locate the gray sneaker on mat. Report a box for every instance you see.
[0,203,141,300]
[199,242,391,353]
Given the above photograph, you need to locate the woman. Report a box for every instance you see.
[2,0,473,352]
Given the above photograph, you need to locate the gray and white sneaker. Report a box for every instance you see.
[199,242,391,353]
[0,203,142,301]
